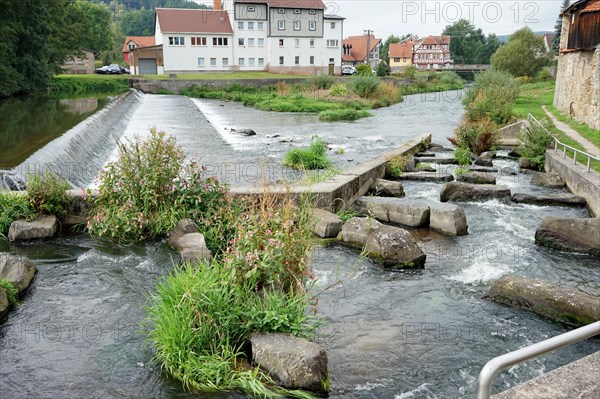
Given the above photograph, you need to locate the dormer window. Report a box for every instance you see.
[128,43,136,50]
[293,9,301,14]
[309,9,316,14]
[278,8,285,13]
[247,6,255,12]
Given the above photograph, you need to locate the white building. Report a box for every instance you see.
[141,0,344,75]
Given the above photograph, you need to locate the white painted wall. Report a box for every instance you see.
[232,20,269,70]
[161,33,233,72]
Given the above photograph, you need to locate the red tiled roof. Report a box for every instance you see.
[234,0,325,9]
[582,0,600,12]
[562,0,600,14]
[156,8,233,34]
[389,42,412,58]
[122,36,155,53]
[342,35,382,63]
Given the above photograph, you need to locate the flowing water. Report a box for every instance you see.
[1,90,598,398]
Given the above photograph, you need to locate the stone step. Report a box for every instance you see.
[414,156,457,165]
[394,171,454,182]
[512,193,587,207]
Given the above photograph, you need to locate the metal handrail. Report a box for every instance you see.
[477,321,600,399]
[527,113,600,172]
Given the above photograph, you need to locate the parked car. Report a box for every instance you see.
[107,64,122,74]
[95,65,111,74]
[120,66,130,74]
[341,66,355,75]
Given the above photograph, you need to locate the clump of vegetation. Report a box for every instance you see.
[376,61,389,77]
[282,137,332,170]
[306,74,334,90]
[372,81,402,106]
[336,209,360,223]
[454,147,473,166]
[518,122,554,171]
[49,76,129,96]
[0,192,34,237]
[402,65,417,80]
[491,27,551,78]
[419,140,429,152]
[463,69,519,125]
[353,76,381,99]
[355,63,373,76]
[318,109,371,122]
[328,83,350,97]
[454,167,469,176]
[0,279,19,305]
[27,170,70,217]
[275,81,292,96]
[386,155,411,177]
[449,117,499,155]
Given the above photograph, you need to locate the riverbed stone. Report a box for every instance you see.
[519,157,539,170]
[395,171,454,182]
[440,182,512,202]
[535,217,600,256]
[474,151,495,166]
[485,275,600,326]
[338,217,382,247]
[512,193,587,207]
[424,201,468,236]
[370,179,405,197]
[8,215,59,241]
[232,128,256,136]
[456,171,497,185]
[312,209,343,238]
[250,332,329,394]
[414,156,457,165]
[355,197,430,227]
[167,219,212,263]
[0,253,37,293]
[530,171,565,188]
[364,224,427,268]
[469,165,498,173]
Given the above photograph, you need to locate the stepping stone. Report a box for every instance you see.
[395,171,454,182]
[415,156,457,165]
[440,182,511,202]
[512,192,587,207]
[457,172,496,185]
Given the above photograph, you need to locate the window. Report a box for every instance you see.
[258,38,264,46]
[191,37,207,46]
[222,58,229,66]
[310,39,315,47]
[248,38,255,46]
[403,57,407,62]
[248,22,254,30]
[309,21,316,31]
[309,56,314,65]
[295,56,299,65]
[238,21,244,30]
[258,58,264,66]
[238,38,245,46]
[279,39,284,47]
[309,9,316,14]
[239,58,245,66]
[128,43,136,50]
[210,58,217,66]
[169,36,185,46]
[295,39,300,47]
[293,21,301,30]
[76,58,84,65]
[278,20,285,30]
[330,22,336,29]
[249,58,255,67]
[213,37,228,46]
[279,56,284,65]
[257,22,264,30]
[293,9,301,14]
[329,58,334,63]
[197,57,205,66]
[394,57,400,62]
[327,39,339,47]
[248,6,255,12]
[65,58,74,65]
[278,8,285,13]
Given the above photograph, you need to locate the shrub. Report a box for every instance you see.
[318,109,371,122]
[328,83,350,97]
[282,137,331,170]
[355,63,372,76]
[49,76,129,95]
[454,167,469,176]
[463,69,519,125]
[402,65,417,80]
[439,71,462,84]
[306,74,334,90]
[275,81,292,96]
[376,60,389,77]
[0,192,34,237]
[27,170,70,217]
[373,81,402,106]
[386,155,410,177]
[353,76,381,99]
[454,147,473,166]
[534,68,553,82]
[518,122,554,171]
[450,117,499,155]
[0,279,19,305]
[419,140,429,152]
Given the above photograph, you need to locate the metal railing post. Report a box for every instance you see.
[477,321,600,399]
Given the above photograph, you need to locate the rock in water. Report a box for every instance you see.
[0,253,37,293]
[339,217,383,246]
[456,171,496,185]
[355,197,430,227]
[519,157,539,171]
[474,151,495,167]
[535,217,600,256]
[236,128,256,136]
[250,332,329,394]
[512,193,587,207]
[364,225,427,268]
[312,209,343,238]
[530,172,565,188]
[371,179,405,197]
[440,182,511,202]
[425,201,468,236]
[167,219,212,263]
[8,215,59,241]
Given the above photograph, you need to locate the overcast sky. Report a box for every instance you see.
[195,0,562,38]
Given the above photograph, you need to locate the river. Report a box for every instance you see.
[0,90,598,398]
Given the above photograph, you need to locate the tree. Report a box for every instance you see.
[72,0,114,52]
[121,9,155,36]
[553,0,571,53]
[379,35,401,64]
[491,27,551,77]
[376,60,389,77]
[442,19,502,64]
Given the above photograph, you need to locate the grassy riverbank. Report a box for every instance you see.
[50,75,129,97]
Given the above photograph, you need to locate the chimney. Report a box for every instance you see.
[213,0,222,10]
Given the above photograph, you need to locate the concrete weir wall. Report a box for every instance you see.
[230,133,431,212]
[545,150,600,217]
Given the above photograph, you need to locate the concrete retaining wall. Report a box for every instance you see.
[545,150,600,217]
[497,120,526,147]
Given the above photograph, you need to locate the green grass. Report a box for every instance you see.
[546,104,600,148]
[0,192,34,238]
[283,138,332,170]
[50,75,129,96]
[336,209,360,223]
[0,278,19,305]
[318,109,372,121]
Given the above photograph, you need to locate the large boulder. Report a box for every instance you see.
[512,193,587,207]
[312,209,343,239]
[250,332,329,394]
[394,171,454,183]
[0,253,37,293]
[474,151,495,167]
[485,275,600,326]
[338,217,382,247]
[167,219,212,263]
[519,157,539,171]
[364,225,427,268]
[425,201,468,236]
[530,172,565,188]
[355,197,430,227]
[370,179,405,198]
[456,171,496,185]
[8,215,59,241]
[440,182,511,202]
[535,217,600,256]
